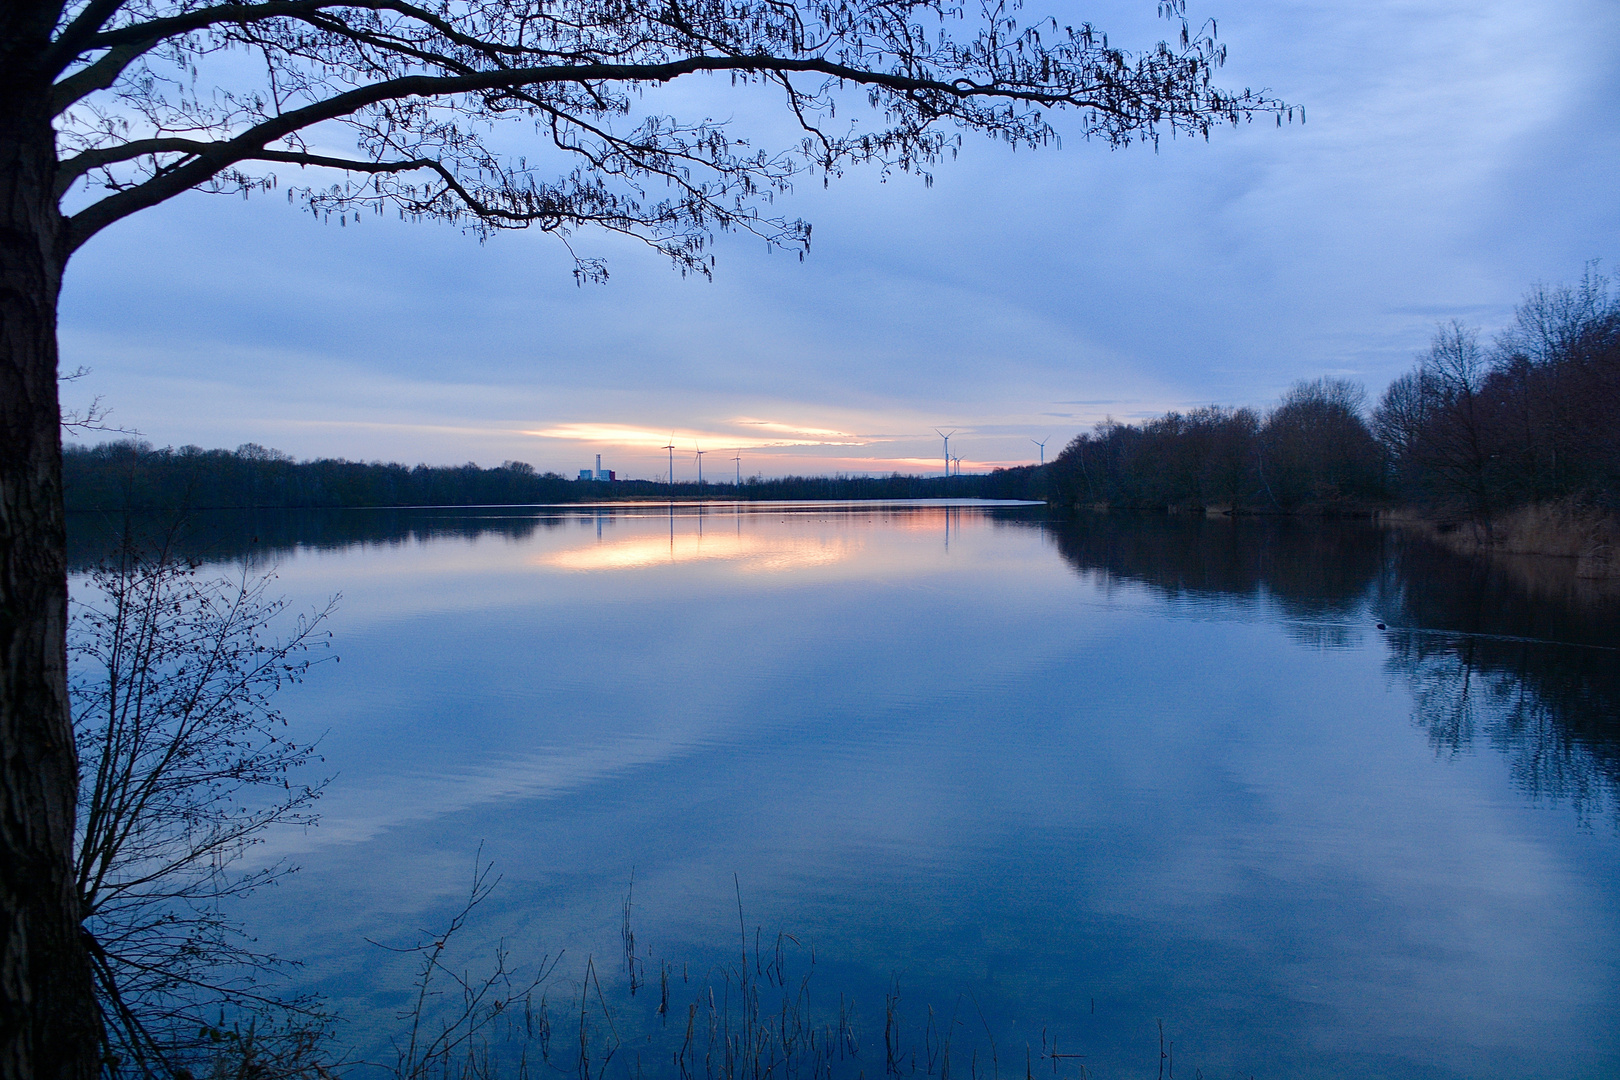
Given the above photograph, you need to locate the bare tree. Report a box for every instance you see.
[1496,264,1612,371]
[1370,369,1429,481]
[70,533,336,1076]
[1,2,1292,1074]
[1375,273,1620,516]
[1379,321,1493,516]
[1491,267,1620,501]
[1258,377,1381,509]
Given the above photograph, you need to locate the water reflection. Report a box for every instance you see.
[70,504,1620,824]
[67,502,1620,1078]
[1043,512,1383,612]
[1041,511,1620,821]
[1392,636,1618,821]
[65,505,565,568]
[1376,542,1620,823]
[66,501,1008,571]
[540,525,855,573]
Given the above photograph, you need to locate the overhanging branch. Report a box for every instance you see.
[65,52,1133,252]
[49,0,547,99]
[47,0,131,75]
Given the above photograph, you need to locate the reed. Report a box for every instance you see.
[366,873,1146,1080]
[1403,499,1619,577]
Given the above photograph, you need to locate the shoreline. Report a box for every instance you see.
[1386,501,1618,580]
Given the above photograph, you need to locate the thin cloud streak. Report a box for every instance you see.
[732,418,864,440]
[524,421,879,449]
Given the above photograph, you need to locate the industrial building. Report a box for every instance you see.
[577,454,615,481]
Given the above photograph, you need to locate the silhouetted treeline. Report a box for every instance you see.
[731,465,1045,502]
[1373,268,1620,514]
[64,442,586,509]
[1044,268,1620,518]
[67,267,1618,520]
[64,441,1049,511]
[1047,378,1384,513]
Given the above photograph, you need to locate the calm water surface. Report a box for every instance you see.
[72,503,1620,1078]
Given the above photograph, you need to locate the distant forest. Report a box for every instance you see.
[1047,268,1620,517]
[63,441,1046,510]
[65,270,1618,519]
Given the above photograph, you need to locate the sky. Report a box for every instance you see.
[57,0,1620,480]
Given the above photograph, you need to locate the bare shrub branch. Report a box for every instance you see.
[70,527,339,1076]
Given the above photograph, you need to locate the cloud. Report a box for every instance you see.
[524,420,878,450]
[729,417,874,443]
[54,0,1620,474]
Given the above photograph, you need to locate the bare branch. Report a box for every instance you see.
[45,0,130,74]
[50,0,546,110]
[71,533,338,1070]
[66,48,1234,252]
[49,0,1290,284]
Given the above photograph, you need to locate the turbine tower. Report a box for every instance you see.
[934,428,956,479]
[1031,436,1050,466]
[693,442,706,485]
[732,449,742,486]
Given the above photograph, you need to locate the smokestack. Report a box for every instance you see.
[596,454,602,472]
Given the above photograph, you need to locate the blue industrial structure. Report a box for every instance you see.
[578,453,615,481]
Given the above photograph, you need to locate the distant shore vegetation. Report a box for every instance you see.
[67,269,1617,564]
[1039,268,1619,568]
[1051,269,1618,518]
[62,443,1047,509]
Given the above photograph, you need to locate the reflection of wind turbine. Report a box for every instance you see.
[934,429,956,478]
[662,436,676,489]
[693,442,706,485]
[1031,436,1050,466]
[732,449,742,486]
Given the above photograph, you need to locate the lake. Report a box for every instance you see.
[68,502,1620,1078]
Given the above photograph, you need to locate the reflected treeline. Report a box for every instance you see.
[1041,510,1390,622]
[1394,636,1618,821]
[71,506,1620,820]
[65,506,579,570]
[1039,510,1620,821]
[1376,538,1620,822]
[67,501,1032,570]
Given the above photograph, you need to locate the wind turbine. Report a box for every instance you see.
[934,428,956,478]
[662,435,677,490]
[693,442,706,485]
[1031,436,1050,466]
[732,449,742,486]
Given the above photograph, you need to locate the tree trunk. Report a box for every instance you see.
[0,10,103,1077]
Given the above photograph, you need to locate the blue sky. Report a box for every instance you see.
[57,0,1620,479]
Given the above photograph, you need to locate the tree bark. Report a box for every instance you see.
[1,3,103,1075]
